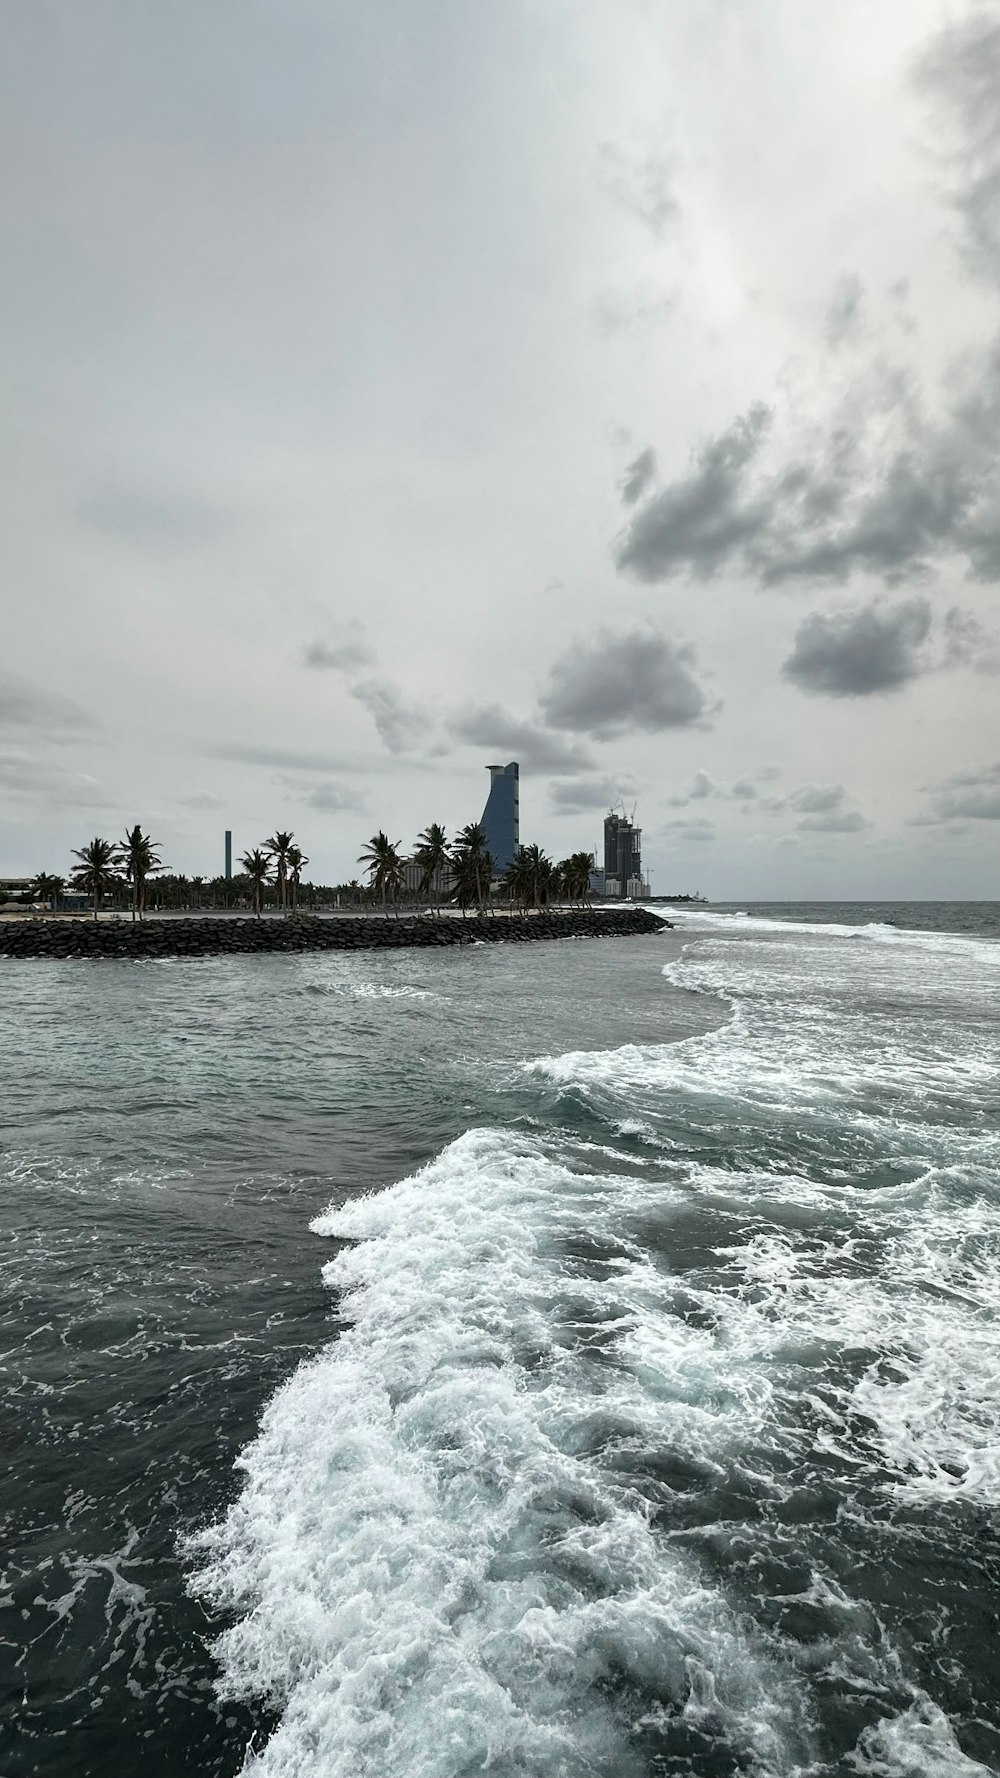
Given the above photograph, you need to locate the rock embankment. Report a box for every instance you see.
[0,907,668,961]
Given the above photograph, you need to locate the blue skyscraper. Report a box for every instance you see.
[480,762,519,873]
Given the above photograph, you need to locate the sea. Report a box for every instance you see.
[2,901,999,1778]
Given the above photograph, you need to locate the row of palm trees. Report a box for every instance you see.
[47,829,310,920]
[28,824,594,922]
[234,831,310,917]
[358,823,595,915]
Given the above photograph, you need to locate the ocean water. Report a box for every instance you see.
[2,905,999,1777]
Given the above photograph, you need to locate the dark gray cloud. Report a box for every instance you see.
[783,596,933,696]
[616,345,1000,589]
[0,746,112,807]
[668,770,716,807]
[620,447,657,506]
[731,777,757,800]
[785,782,869,833]
[942,605,1000,672]
[539,628,715,737]
[300,623,376,673]
[549,774,638,815]
[0,671,99,739]
[615,407,771,582]
[825,274,865,348]
[304,781,367,814]
[79,485,231,551]
[207,741,350,773]
[662,816,715,842]
[797,808,868,833]
[910,760,1000,823]
[916,10,1000,286]
[789,783,846,814]
[449,704,596,775]
[351,679,430,754]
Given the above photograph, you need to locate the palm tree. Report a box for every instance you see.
[70,837,120,921]
[239,848,272,917]
[118,825,165,921]
[264,831,295,911]
[451,822,493,914]
[414,823,448,911]
[563,851,596,905]
[287,844,309,912]
[30,872,65,911]
[357,832,404,915]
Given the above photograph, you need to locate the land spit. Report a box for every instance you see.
[0,906,668,960]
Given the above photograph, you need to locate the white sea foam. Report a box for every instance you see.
[190,919,1000,1773]
[847,1700,995,1776]
[189,1131,815,1777]
[665,905,1000,964]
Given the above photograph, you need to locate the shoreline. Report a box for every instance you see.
[0,906,668,960]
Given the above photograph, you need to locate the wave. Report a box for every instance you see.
[665,906,1000,961]
[187,926,1000,1774]
[303,982,441,1002]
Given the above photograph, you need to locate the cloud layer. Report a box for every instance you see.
[539,628,715,736]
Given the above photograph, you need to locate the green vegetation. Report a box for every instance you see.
[69,837,120,921]
[238,849,271,919]
[357,832,405,915]
[12,824,597,920]
[29,872,66,910]
[119,825,165,922]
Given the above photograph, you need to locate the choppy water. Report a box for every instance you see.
[2,907,999,1777]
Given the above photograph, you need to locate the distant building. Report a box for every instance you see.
[602,810,647,899]
[480,762,519,873]
[402,857,454,899]
[224,831,232,880]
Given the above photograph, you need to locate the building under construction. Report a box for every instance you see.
[602,808,647,899]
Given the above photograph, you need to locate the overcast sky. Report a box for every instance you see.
[2,0,998,896]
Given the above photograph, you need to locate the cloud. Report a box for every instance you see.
[615,344,1000,590]
[782,596,933,696]
[301,623,375,672]
[597,143,676,237]
[789,783,846,814]
[351,679,430,754]
[825,274,865,349]
[549,775,637,815]
[79,484,231,550]
[207,741,350,773]
[539,628,716,737]
[174,790,226,809]
[778,782,870,833]
[668,769,716,807]
[662,817,716,842]
[0,746,113,808]
[797,808,868,833]
[731,777,757,800]
[916,10,1000,287]
[615,406,772,582]
[910,760,1000,823]
[0,671,99,740]
[942,605,1000,672]
[449,703,596,774]
[595,284,676,335]
[304,781,367,813]
[620,447,657,506]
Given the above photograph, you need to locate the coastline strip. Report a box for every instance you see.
[0,907,668,961]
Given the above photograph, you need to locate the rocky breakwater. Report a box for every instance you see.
[0,907,668,961]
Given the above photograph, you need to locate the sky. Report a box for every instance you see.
[1,0,998,898]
